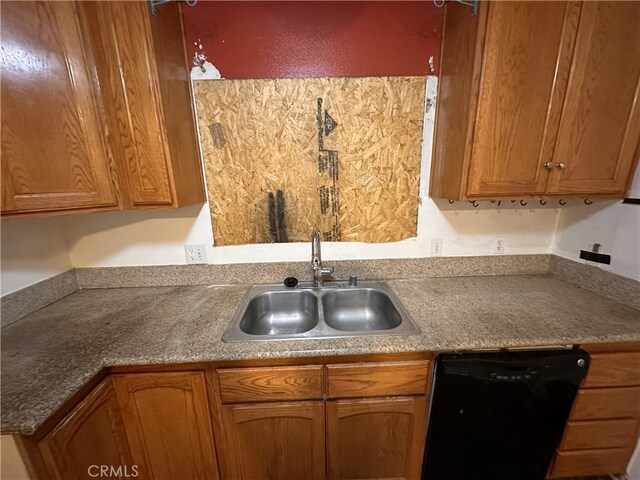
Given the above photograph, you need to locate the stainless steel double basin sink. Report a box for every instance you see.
[222,280,420,342]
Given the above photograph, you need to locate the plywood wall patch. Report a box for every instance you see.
[194,77,425,246]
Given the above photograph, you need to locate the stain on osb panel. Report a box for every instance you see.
[194,77,425,246]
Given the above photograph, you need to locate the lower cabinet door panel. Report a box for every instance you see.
[38,379,135,480]
[559,419,639,450]
[112,372,219,480]
[326,396,428,480]
[221,401,325,480]
[549,448,631,478]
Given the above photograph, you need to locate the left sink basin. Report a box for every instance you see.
[239,291,319,335]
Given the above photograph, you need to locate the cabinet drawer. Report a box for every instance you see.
[327,361,429,399]
[217,366,323,403]
[571,387,640,420]
[548,448,631,478]
[559,419,638,450]
[582,352,640,387]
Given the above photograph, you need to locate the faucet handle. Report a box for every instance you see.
[321,267,334,276]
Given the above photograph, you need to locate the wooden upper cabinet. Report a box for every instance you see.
[547,1,640,196]
[0,1,117,215]
[80,1,205,210]
[38,379,135,480]
[112,372,219,480]
[467,1,571,197]
[430,1,640,200]
[1,1,205,218]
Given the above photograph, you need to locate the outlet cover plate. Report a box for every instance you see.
[185,245,207,264]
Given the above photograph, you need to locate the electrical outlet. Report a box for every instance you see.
[184,244,207,264]
[430,238,443,257]
[494,238,505,255]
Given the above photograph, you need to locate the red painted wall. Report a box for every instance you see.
[181,1,443,78]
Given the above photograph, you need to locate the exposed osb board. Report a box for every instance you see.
[194,76,425,246]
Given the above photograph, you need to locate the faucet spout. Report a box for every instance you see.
[311,229,332,287]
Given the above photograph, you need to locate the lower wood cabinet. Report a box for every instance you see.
[112,372,219,480]
[28,349,640,480]
[220,401,325,480]
[326,397,427,480]
[547,343,640,478]
[38,379,134,480]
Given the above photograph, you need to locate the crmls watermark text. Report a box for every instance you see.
[88,465,139,478]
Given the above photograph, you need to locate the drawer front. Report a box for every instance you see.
[559,419,638,450]
[327,361,429,399]
[582,352,640,388]
[548,448,631,478]
[218,365,323,403]
[571,387,640,420]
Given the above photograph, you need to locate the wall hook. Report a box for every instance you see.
[433,0,478,15]
[497,200,501,207]
[520,200,528,206]
[470,201,479,208]
[559,199,567,206]
[584,199,593,205]
[448,199,455,204]
[151,0,197,16]
[539,200,547,206]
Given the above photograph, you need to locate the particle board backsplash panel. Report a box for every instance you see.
[194,76,425,246]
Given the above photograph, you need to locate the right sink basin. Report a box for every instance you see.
[322,289,402,331]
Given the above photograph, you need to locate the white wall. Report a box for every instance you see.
[552,199,640,282]
[0,435,31,480]
[63,77,560,267]
[0,217,72,296]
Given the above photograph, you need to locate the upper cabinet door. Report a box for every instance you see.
[466,1,574,197]
[82,1,173,207]
[1,1,117,215]
[548,1,640,196]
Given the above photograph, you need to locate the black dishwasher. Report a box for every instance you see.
[422,349,589,480]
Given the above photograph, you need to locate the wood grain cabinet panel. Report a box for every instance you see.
[217,365,323,403]
[548,448,631,478]
[38,379,135,480]
[547,1,640,196]
[548,345,640,478]
[2,1,204,218]
[326,396,428,480]
[327,361,429,399]
[466,1,570,197]
[559,419,639,450]
[220,401,325,480]
[431,1,640,200]
[1,1,117,215]
[80,1,204,210]
[571,387,640,420]
[112,372,219,480]
[582,351,640,388]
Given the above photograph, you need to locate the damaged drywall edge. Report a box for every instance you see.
[191,60,223,80]
[190,39,223,80]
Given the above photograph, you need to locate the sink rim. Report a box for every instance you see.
[222,280,420,343]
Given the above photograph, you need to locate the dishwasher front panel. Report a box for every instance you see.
[422,349,589,480]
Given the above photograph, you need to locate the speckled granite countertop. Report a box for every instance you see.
[2,275,639,435]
